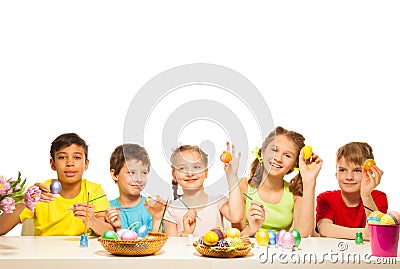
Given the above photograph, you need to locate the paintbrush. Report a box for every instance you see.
[158,198,169,232]
[94,207,130,214]
[65,194,107,212]
[84,192,89,234]
[243,192,270,214]
[178,197,202,220]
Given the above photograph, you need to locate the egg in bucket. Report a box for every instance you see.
[368,211,400,257]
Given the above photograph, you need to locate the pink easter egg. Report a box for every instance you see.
[276,230,286,246]
[117,229,130,239]
[120,229,138,240]
[281,231,295,249]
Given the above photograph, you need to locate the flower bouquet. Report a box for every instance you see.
[0,171,41,215]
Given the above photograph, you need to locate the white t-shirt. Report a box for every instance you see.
[164,194,228,237]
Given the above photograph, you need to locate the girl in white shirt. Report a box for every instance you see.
[163,144,243,237]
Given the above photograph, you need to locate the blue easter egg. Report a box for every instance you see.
[267,230,277,245]
[50,180,62,194]
[136,224,149,238]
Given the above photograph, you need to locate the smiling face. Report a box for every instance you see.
[112,159,149,197]
[171,149,208,190]
[262,134,298,178]
[336,157,363,194]
[50,144,89,185]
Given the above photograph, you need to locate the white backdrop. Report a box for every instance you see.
[1,1,399,235]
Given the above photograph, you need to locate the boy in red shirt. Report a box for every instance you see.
[316,142,387,239]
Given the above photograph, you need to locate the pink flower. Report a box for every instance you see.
[24,186,41,211]
[0,176,11,196]
[13,183,21,191]
[0,197,16,214]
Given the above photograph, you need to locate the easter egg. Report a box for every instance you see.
[226,228,241,238]
[363,159,375,171]
[368,211,383,223]
[281,231,295,249]
[380,214,395,225]
[220,151,232,163]
[117,229,130,238]
[301,145,313,160]
[291,229,301,248]
[145,196,157,207]
[388,211,400,225]
[136,224,149,238]
[102,230,119,240]
[255,228,269,246]
[203,231,219,246]
[229,237,244,248]
[120,230,138,240]
[276,230,286,246]
[368,210,384,224]
[210,228,225,240]
[50,180,62,194]
[267,230,276,245]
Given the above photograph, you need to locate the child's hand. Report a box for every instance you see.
[182,208,197,235]
[72,202,95,227]
[144,196,167,220]
[299,151,323,189]
[247,200,265,234]
[34,183,57,203]
[105,207,121,230]
[361,165,383,198]
[224,144,241,181]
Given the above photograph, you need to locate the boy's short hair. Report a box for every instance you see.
[50,133,88,160]
[110,144,150,176]
[336,142,374,165]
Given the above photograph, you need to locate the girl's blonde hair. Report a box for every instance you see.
[336,142,374,166]
[170,145,208,199]
[248,126,305,197]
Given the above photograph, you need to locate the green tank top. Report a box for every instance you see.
[245,181,294,232]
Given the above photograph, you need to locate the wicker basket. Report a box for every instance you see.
[193,239,254,258]
[98,232,168,256]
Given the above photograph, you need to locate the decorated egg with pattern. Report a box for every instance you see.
[50,180,62,194]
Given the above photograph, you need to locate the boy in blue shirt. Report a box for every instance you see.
[105,144,165,232]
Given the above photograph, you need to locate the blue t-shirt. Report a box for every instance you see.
[109,196,152,230]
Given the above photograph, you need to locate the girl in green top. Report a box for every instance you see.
[233,126,323,237]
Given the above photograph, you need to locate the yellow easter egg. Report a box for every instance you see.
[301,145,313,160]
[226,228,241,238]
[255,229,269,246]
[203,231,219,246]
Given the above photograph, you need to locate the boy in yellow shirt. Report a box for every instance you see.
[0,133,112,236]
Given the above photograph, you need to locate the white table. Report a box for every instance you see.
[0,236,398,269]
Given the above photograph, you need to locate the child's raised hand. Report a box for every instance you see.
[182,208,197,235]
[105,206,121,230]
[144,196,167,220]
[224,144,241,181]
[299,151,323,189]
[247,200,265,235]
[361,165,383,198]
[72,202,95,227]
[34,182,57,203]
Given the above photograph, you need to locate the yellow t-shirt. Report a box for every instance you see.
[20,179,110,236]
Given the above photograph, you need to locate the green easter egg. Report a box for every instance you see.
[102,230,119,240]
[291,229,301,248]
